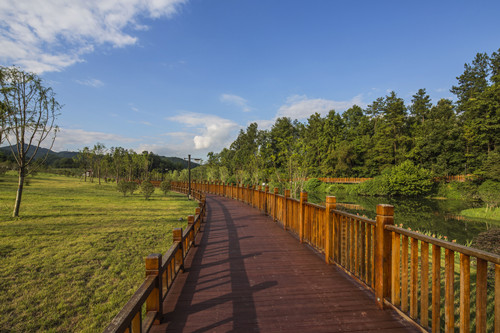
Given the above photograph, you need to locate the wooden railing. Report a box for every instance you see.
[103,188,206,333]
[174,180,500,333]
[317,177,372,183]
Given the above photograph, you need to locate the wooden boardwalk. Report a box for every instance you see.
[151,195,418,332]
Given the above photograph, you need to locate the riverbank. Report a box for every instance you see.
[460,207,500,221]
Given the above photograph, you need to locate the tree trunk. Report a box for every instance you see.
[12,167,25,217]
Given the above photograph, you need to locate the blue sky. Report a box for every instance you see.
[1,0,499,158]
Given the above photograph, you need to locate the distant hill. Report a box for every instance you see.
[0,145,198,168]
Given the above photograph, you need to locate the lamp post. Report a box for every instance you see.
[188,154,191,198]
[184,155,202,200]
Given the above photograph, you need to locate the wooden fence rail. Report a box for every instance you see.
[173,180,500,333]
[103,188,206,333]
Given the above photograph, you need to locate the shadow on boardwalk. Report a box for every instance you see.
[151,195,418,333]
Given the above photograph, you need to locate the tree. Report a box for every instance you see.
[450,52,490,108]
[0,99,10,145]
[160,180,171,195]
[0,66,60,217]
[140,181,155,200]
[92,143,106,185]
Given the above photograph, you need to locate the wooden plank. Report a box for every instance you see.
[421,242,429,329]
[432,245,441,333]
[459,253,470,333]
[476,258,487,333]
[410,238,419,319]
[444,249,454,333]
[402,235,409,313]
[391,232,401,307]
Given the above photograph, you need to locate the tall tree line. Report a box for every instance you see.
[200,50,500,184]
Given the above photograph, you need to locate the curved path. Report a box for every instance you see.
[151,195,418,332]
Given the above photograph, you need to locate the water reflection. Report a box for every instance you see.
[308,192,497,245]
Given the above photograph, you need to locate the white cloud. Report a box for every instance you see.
[0,0,187,73]
[51,128,137,151]
[276,94,364,119]
[168,112,239,151]
[251,119,275,131]
[75,78,104,87]
[220,93,252,112]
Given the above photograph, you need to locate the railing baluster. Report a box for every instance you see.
[410,238,419,318]
[354,218,359,276]
[131,311,141,333]
[459,253,470,333]
[445,249,455,333]
[402,235,409,313]
[432,244,441,333]
[476,258,487,332]
[421,242,429,329]
[391,232,401,307]
[360,221,366,280]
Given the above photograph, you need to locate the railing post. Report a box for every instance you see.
[273,188,279,221]
[264,185,269,214]
[246,184,251,205]
[173,228,184,271]
[257,185,262,211]
[284,189,290,230]
[375,204,394,309]
[188,215,195,246]
[299,191,308,243]
[145,253,162,324]
[325,196,336,264]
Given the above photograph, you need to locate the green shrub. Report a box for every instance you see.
[117,181,128,196]
[354,161,433,197]
[354,174,391,196]
[160,180,171,195]
[117,181,139,196]
[387,160,433,196]
[304,178,325,193]
[127,181,138,195]
[478,180,500,209]
[140,181,155,200]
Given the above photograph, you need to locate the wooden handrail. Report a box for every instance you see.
[385,225,500,265]
[330,208,376,226]
[177,180,500,333]
[104,276,156,333]
[103,188,206,333]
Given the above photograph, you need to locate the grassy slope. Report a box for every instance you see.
[460,207,500,221]
[0,172,197,332]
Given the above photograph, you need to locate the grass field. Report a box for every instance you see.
[0,172,198,332]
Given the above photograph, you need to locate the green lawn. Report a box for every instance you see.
[460,206,500,221]
[0,172,198,332]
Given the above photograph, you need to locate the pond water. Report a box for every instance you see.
[307,191,498,245]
